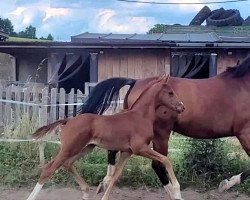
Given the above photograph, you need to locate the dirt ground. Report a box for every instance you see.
[0,186,249,200]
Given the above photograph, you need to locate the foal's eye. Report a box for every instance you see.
[168,91,174,96]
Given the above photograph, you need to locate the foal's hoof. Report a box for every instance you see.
[82,193,91,200]
[218,179,229,193]
[96,182,105,194]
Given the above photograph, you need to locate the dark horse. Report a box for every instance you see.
[79,55,250,195]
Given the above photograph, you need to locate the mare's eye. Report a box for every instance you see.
[168,92,174,96]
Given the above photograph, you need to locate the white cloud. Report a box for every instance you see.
[173,0,205,12]
[93,9,156,33]
[9,7,26,16]
[43,7,70,22]
[1,0,247,41]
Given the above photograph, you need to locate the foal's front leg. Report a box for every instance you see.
[96,150,118,194]
[137,145,183,200]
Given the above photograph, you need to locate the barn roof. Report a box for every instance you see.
[71,32,222,43]
[71,25,250,44]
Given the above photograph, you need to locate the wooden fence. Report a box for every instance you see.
[0,82,85,130]
[0,81,124,164]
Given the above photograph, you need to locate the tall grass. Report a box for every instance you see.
[0,114,249,195]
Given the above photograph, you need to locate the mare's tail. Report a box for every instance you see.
[78,77,136,115]
[33,119,68,139]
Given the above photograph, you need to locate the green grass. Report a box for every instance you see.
[0,138,249,195]
[7,37,52,42]
[0,113,249,195]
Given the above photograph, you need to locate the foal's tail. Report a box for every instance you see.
[33,119,68,139]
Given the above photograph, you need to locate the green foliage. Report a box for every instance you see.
[47,34,54,41]
[0,123,249,195]
[0,17,15,36]
[0,17,54,40]
[40,34,54,41]
[18,25,37,39]
[148,24,166,34]
[179,138,250,190]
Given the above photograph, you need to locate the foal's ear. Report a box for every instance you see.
[163,74,170,83]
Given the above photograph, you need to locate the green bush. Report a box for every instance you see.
[178,138,250,191]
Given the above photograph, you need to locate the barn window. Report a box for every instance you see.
[49,53,98,93]
[170,52,217,79]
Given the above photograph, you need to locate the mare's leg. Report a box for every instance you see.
[151,133,172,195]
[63,145,95,200]
[101,152,131,200]
[137,145,183,200]
[26,151,70,200]
[219,133,250,192]
[96,150,118,194]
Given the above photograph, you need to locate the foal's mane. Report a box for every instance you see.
[129,76,168,110]
[224,55,250,78]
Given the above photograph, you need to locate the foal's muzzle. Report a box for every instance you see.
[176,102,185,113]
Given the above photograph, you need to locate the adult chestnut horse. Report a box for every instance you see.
[79,55,250,195]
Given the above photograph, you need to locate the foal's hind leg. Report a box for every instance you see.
[63,145,95,200]
[101,151,131,200]
[26,151,70,200]
[219,133,250,192]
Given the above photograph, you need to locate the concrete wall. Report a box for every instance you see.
[0,53,16,81]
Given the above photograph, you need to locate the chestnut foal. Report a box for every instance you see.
[26,75,185,200]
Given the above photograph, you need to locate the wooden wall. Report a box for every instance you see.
[98,49,170,81]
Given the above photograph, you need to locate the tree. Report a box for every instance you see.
[47,33,53,41]
[147,24,166,34]
[0,17,15,35]
[39,36,47,40]
[18,25,37,39]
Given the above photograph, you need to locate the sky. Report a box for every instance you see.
[1,0,250,41]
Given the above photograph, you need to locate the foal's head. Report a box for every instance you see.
[156,75,185,114]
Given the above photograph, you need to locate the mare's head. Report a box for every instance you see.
[156,75,185,114]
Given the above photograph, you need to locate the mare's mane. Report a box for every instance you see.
[224,55,250,78]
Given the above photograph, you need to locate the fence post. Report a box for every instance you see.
[0,82,3,128]
[59,88,66,119]
[38,142,45,166]
[68,88,74,117]
[38,87,49,166]
[50,88,57,122]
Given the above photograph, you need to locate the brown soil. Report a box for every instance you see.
[0,186,249,200]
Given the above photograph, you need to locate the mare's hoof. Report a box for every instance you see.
[218,179,229,193]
